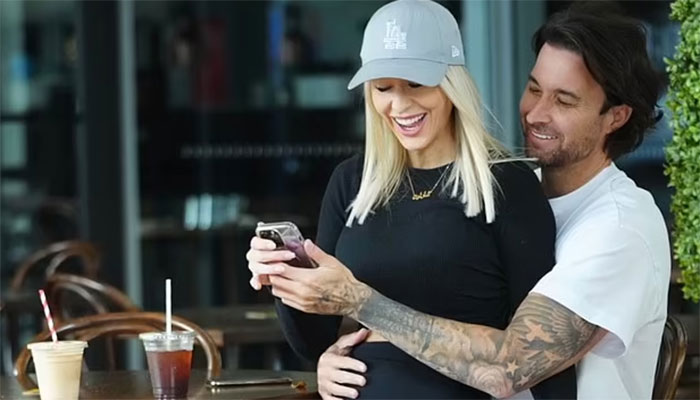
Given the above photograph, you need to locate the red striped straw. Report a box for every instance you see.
[38,290,58,343]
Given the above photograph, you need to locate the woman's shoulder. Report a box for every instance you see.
[489,159,548,215]
[334,154,364,175]
[326,154,363,195]
[330,154,363,183]
[490,159,541,189]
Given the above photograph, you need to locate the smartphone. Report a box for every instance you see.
[255,221,317,268]
[206,376,293,387]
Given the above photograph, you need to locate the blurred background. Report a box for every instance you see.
[0,0,694,394]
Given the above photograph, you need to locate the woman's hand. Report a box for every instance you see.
[246,236,296,290]
[318,329,370,400]
[269,240,373,317]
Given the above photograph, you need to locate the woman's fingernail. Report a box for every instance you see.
[284,252,296,260]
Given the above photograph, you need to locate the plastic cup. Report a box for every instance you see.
[139,331,195,399]
[27,340,88,400]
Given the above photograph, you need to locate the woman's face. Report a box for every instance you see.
[370,79,454,163]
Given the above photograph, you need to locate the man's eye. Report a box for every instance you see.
[557,99,574,107]
[408,83,423,88]
[375,86,390,92]
[528,86,541,95]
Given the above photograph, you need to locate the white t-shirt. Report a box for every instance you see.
[529,163,671,399]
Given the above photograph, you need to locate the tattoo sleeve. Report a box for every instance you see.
[350,290,602,398]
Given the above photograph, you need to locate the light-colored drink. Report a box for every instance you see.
[27,340,87,400]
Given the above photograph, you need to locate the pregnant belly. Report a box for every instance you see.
[350,342,489,399]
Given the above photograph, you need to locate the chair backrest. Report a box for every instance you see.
[653,315,688,399]
[14,312,222,390]
[10,241,100,292]
[45,273,140,323]
[44,274,142,370]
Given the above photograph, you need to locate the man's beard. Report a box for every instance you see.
[523,127,596,168]
[525,146,572,167]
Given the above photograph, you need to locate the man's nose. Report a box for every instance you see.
[525,99,552,125]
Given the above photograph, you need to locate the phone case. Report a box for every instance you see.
[255,221,316,268]
[206,376,293,387]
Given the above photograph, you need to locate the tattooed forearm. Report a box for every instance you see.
[353,291,601,398]
[318,279,373,316]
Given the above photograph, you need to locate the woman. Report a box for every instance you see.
[247,0,575,398]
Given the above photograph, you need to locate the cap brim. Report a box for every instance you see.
[347,58,448,89]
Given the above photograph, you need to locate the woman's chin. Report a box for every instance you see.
[394,134,428,152]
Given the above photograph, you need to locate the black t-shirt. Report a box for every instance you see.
[276,155,576,398]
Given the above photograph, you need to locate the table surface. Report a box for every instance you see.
[175,304,358,347]
[1,369,318,399]
[175,304,284,346]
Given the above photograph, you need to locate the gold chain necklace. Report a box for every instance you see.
[406,165,451,201]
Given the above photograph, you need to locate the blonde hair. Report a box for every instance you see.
[346,65,509,226]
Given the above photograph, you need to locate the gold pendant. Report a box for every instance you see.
[412,190,433,201]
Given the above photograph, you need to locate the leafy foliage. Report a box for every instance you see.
[665,0,700,301]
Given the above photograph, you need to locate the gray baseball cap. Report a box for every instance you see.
[347,0,465,90]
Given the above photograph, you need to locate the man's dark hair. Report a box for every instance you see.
[532,5,666,160]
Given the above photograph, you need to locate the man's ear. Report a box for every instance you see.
[604,104,633,136]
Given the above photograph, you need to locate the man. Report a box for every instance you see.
[248,6,669,399]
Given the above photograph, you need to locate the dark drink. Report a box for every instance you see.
[140,331,196,399]
[145,349,193,399]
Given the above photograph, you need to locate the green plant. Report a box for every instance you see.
[665,0,700,301]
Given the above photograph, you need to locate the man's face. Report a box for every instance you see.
[519,43,613,167]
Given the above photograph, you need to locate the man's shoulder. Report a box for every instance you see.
[558,169,669,261]
[566,167,661,225]
[598,171,663,228]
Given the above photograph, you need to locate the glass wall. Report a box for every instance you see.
[0,0,79,374]
[132,1,462,310]
[1,0,79,285]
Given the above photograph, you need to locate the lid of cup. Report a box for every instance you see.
[27,340,88,351]
[139,331,195,341]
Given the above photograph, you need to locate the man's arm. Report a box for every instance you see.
[271,241,607,398]
[350,289,606,398]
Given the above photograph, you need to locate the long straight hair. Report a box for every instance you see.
[346,65,509,226]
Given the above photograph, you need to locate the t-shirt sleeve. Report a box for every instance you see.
[531,223,658,358]
[274,156,360,362]
[492,162,576,399]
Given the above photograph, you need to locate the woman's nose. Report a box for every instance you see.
[390,92,413,114]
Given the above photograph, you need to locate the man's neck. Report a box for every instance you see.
[541,157,612,198]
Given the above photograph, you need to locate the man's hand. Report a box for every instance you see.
[318,329,370,400]
[268,240,372,317]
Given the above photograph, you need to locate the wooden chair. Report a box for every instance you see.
[2,241,100,375]
[14,312,222,391]
[9,241,100,292]
[45,273,141,369]
[653,315,688,399]
[45,273,139,323]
